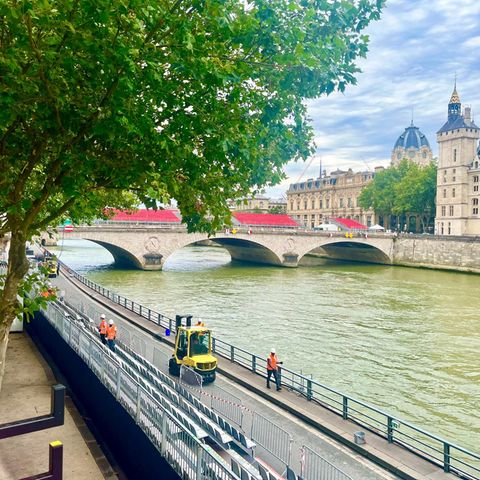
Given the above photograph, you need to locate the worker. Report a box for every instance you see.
[98,314,108,345]
[196,318,205,327]
[266,348,283,391]
[106,319,117,352]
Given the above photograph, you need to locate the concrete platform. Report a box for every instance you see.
[0,332,115,480]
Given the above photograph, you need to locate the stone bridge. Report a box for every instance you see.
[60,225,395,270]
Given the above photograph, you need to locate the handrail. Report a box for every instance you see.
[0,385,65,439]
[19,441,63,480]
[57,259,480,479]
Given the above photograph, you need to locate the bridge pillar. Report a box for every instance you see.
[281,253,299,268]
[141,254,164,270]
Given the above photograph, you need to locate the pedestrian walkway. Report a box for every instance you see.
[0,332,115,480]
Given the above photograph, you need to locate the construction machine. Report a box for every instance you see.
[168,314,217,383]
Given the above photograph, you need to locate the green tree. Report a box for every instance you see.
[0,0,384,388]
[359,159,437,232]
[358,160,411,217]
[394,162,437,232]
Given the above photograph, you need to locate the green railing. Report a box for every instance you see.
[58,259,480,480]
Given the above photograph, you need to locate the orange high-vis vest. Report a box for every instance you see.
[99,320,107,335]
[106,324,117,340]
[267,354,278,371]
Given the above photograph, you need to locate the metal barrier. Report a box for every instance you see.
[211,384,244,428]
[40,302,238,480]
[180,365,204,388]
[251,412,292,466]
[301,445,352,480]
[56,260,480,479]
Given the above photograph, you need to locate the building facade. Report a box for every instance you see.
[391,122,433,166]
[286,168,381,228]
[231,196,287,213]
[435,86,480,235]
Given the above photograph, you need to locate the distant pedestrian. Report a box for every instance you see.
[98,314,107,345]
[266,348,283,391]
[106,319,117,352]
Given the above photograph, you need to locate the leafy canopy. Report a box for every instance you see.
[1,0,384,237]
[359,159,437,228]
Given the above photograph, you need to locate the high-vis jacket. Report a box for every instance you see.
[267,354,278,371]
[99,320,107,335]
[106,324,117,340]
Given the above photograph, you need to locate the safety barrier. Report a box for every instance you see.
[211,384,244,428]
[251,412,292,466]
[301,445,353,480]
[181,365,204,388]
[56,260,480,480]
[42,302,237,480]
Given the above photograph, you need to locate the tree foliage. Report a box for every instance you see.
[359,159,437,231]
[0,0,384,388]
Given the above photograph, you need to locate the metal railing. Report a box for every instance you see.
[41,302,238,480]
[301,445,353,480]
[58,261,480,479]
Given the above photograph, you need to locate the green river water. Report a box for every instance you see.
[53,239,480,454]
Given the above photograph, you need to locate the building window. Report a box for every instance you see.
[290,202,294,210]
[452,188,455,198]
[347,198,352,207]
[454,149,457,162]
[449,205,454,216]
[326,199,330,208]
[474,176,479,183]
[452,177,456,182]
[296,201,300,210]
[311,199,315,209]
[474,208,479,215]
[475,185,479,192]
[443,189,447,198]
[320,200,323,209]
[448,222,451,234]
[473,198,479,206]
[443,177,447,183]
[339,198,344,208]
[441,206,446,216]
[453,169,456,174]
[441,222,444,235]
[304,201,307,210]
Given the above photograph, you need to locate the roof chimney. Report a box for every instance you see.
[465,106,471,121]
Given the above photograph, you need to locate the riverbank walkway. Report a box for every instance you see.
[51,268,472,480]
[0,331,116,480]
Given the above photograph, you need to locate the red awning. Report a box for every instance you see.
[109,209,181,223]
[232,212,299,227]
[332,217,367,230]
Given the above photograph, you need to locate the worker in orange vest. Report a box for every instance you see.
[266,348,283,391]
[98,314,107,345]
[106,319,117,352]
[196,318,205,327]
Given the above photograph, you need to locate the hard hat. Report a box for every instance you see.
[100,314,106,319]
[108,319,114,325]
[270,348,276,354]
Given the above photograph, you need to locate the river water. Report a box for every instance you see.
[52,239,480,453]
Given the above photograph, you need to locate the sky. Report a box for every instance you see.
[265,0,480,198]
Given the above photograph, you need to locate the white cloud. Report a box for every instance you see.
[264,0,480,198]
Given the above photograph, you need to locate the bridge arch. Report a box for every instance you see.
[162,235,284,267]
[297,238,392,265]
[84,239,145,269]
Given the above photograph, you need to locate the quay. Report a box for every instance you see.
[0,331,114,479]
[23,260,478,480]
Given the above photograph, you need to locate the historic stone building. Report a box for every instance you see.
[435,86,480,235]
[231,196,287,213]
[391,122,433,166]
[286,168,381,228]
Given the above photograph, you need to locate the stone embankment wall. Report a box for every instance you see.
[392,235,480,273]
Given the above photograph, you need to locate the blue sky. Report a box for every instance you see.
[266,0,480,198]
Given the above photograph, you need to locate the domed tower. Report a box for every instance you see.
[391,121,432,166]
[436,84,480,236]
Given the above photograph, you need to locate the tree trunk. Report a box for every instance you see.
[0,230,29,391]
